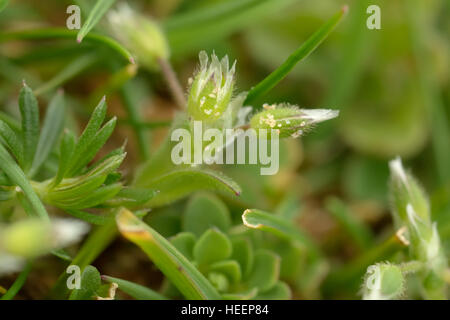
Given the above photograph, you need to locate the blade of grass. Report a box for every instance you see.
[244,5,348,107]
[325,197,374,250]
[101,275,168,300]
[0,261,32,300]
[0,28,135,64]
[77,0,116,43]
[116,208,221,300]
[34,54,98,96]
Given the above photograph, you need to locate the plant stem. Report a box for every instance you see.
[157,58,186,109]
[1,261,33,300]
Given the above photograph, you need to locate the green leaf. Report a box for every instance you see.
[65,209,112,225]
[170,232,196,261]
[53,129,75,186]
[0,119,23,165]
[19,82,40,171]
[102,187,158,208]
[30,90,65,177]
[101,275,168,300]
[209,260,241,285]
[34,54,98,96]
[0,261,32,300]
[77,0,117,43]
[69,265,101,300]
[193,228,232,266]
[254,281,291,300]
[247,250,279,292]
[222,288,258,300]
[0,143,49,220]
[183,193,231,237]
[68,116,117,176]
[116,208,221,300]
[144,168,241,207]
[244,5,348,106]
[242,209,318,253]
[230,238,253,278]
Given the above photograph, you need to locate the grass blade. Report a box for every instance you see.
[101,275,168,300]
[0,0,8,13]
[30,90,65,177]
[0,261,32,300]
[77,0,116,43]
[244,5,348,106]
[0,28,135,64]
[34,54,98,96]
[19,82,40,172]
[116,208,221,300]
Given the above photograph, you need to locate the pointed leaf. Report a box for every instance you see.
[19,82,40,171]
[101,275,168,300]
[77,0,117,43]
[30,90,65,176]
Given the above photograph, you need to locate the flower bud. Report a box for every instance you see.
[108,3,169,69]
[0,218,89,258]
[250,104,339,138]
[389,157,447,298]
[363,263,405,300]
[187,51,236,122]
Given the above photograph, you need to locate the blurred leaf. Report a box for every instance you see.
[34,54,98,96]
[254,281,291,300]
[0,261,32,300]
[30,90,65,177]
[183,193,231,237]
[77,0,116,43]
[102,187,158,208]
[193,228,232,266]
[0,28,134,64]
[0,0,9,13]
[247,250,279,292]
[116,208,221,300]
[230,238,253,278]
[102,275,168,300]
[325,197,374,250]
[65,209,112,225]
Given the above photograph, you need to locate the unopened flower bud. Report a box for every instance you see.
[389,157,447,298]
[187,51,236,122]
[108,3,169,69]
[250,104,339,138]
